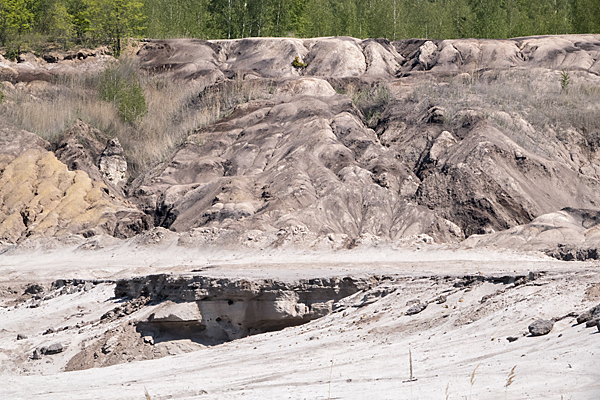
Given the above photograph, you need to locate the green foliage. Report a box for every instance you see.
[0,0,34,45]
[4,40,20,59]
[0,90,4,103]
[1,0,600,51]
[98,62,147,124]
[560,70,571,92]
[86,0,145,56]
[291,56,306,68]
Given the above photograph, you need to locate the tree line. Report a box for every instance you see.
[1,0,600,56]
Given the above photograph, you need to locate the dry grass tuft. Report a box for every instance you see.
[504,365,516,399]
[469,363,481,400]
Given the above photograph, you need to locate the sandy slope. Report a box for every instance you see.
[1,243,599,399]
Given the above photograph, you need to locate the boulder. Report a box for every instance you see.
[576,304,600,325]
[528,319,554,336]
[418,41,438,70]
[31,349,42,360]
[99,138,127,186]
[44,343,64,355]
[143,335,155,345]
[102,336,119,354]
[406,302,427,316]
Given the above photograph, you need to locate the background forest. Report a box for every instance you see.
[1,0,600,57]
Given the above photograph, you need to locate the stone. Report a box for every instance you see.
[429,131,456,162]
[406,303,427,316]
[16,334,27,340]
[426,106,446,124]
[44,343,64,355]
[528,319,554,336]
[24,284,44,295]
[99,138,127,186]
[143,336,155,345]
[418,41,438,69]
[102,336,119,354]
[506,336,519,342]
[585,319,599,328]
[43,328,55,335]
[576,304,600,325]
[31,349,42,360]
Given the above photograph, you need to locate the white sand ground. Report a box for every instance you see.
[1,242,599,399]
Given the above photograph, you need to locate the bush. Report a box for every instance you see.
[292,56,307,68]
[0,91,4,103]
[4,43,21,61]
[98,61,147,124]
[352,85,390,128]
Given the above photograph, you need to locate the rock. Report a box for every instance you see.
[43,328,56,335]
[44,343,64,355]
[418,41,438,70]
[276,78,336,97]
[99,138,127,186]
[54,119,111,185]
[143,336,155,345]
[425,106,446,124]
[597,321,600,333]
[506,336,519,342]
[406,303,427,316]
[585,319,599,328]
[528,319,554,336]
[16,334,27,340]
[29,300,41,308]
[576,304,600,325]
[31,349,42,360]
[43,52,63,63]
[24,284,44,295]
[102,336,119,354]
[428,131,456,162]
[0,65,18,82]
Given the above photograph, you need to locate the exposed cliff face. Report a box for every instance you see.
[114,274,377,344]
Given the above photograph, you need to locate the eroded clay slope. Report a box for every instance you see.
[136,35,600,80]
[0,127,147,242]
[130,81,462,242]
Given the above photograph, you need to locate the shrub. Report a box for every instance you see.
[292,56,307,68]
[560,70,571,92]
[0,91,4,103]
[352,85,390,128]
[98,62,147,124]
[4,43,21,61]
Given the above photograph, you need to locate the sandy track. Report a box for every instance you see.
[1,245,599,399]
